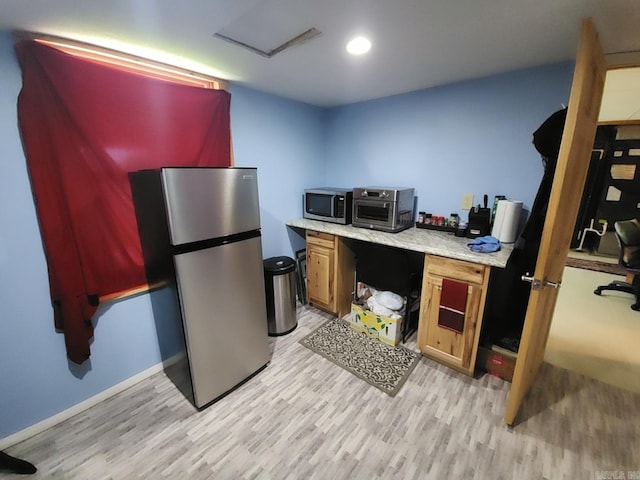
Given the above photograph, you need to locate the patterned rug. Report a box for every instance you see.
[299,318,420,396]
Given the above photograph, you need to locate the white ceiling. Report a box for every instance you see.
[1,0,640,116]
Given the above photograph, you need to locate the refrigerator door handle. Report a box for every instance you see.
[172,229,261,255]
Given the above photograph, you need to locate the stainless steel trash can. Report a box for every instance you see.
[263,256,297,336]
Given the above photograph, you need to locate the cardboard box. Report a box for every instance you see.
[349,303,403,346]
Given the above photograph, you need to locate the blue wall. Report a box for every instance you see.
[0,27,574,441]
[325,63,574,216]
[228,84,328,257]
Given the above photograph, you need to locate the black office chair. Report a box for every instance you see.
[594,219,640,311]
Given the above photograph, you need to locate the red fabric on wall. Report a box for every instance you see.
[15,40,231,364]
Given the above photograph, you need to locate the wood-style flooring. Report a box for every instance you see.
[3,304,640,479]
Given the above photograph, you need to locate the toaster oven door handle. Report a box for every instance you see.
[356,200,389,208]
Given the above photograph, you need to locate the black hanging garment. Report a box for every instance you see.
[482,108,568,351]
[521,107,568,253]
[0,451,37,474]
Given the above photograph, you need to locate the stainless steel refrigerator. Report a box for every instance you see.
[130,167,270,409]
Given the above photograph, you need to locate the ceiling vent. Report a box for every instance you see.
[214,27,321,58]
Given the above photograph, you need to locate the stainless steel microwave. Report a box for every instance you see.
[303,188,353,225]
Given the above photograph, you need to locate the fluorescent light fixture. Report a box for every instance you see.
[346,36,371,55]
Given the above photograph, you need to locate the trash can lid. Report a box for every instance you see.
[263,256,296,273]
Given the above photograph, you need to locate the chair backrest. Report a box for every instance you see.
[614,219,640,272]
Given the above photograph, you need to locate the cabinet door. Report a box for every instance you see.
[417,255,489,376]
[418,275,483,373]
[306,244,334,311]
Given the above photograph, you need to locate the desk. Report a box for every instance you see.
[287,219,514,375]
[286,219,513,268]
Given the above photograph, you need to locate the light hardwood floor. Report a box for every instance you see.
[3,299,640,479]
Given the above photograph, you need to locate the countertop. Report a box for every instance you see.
[286,218,514,268]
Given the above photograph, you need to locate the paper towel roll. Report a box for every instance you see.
[491,200,523,243]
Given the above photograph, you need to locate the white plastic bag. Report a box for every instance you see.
[374,290,405,310]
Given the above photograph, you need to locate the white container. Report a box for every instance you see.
[491,200,523,243]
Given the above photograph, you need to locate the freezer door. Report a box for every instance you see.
[162,167,261,245]
[173,235,270,408]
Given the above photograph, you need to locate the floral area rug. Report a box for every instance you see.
[299,318,420,396]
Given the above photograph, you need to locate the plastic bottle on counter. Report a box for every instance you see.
[418,211,426,223]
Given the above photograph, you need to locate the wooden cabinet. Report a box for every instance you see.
[306,230,355,317]
[417,255,490,376]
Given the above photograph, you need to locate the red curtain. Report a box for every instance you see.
[15,41,231,364]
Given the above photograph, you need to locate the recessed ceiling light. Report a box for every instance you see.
[346,36,371,55]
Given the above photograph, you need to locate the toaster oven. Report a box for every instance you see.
[352,187,415,233]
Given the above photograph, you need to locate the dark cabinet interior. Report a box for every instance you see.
[350,241,424,343]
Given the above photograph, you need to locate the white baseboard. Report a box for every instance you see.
[0,354,184,450]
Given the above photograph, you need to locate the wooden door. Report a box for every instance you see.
[504,18,606,425]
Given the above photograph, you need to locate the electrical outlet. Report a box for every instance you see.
[461,194,474,210]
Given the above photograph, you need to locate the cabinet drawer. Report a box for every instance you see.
[425,255,487,285]
[306,230,335,249]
